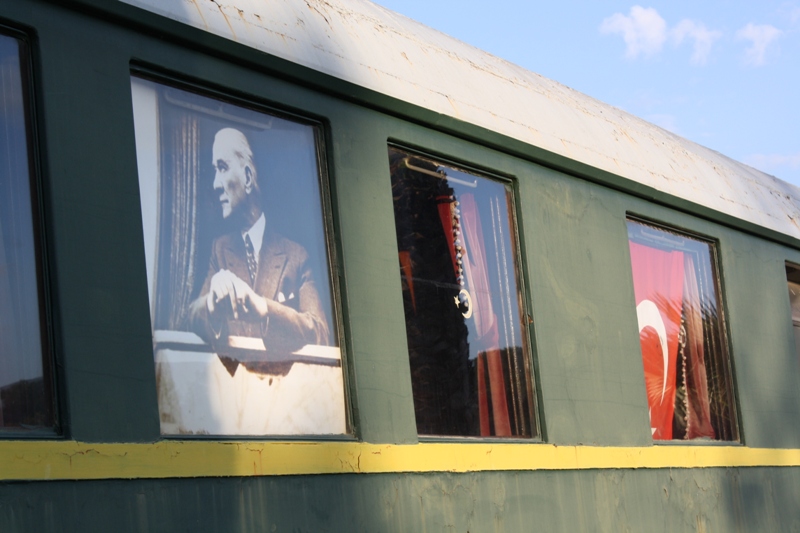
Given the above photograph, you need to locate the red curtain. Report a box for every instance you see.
[449,194,510,436]
[629,242,684,440]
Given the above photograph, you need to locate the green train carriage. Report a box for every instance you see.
[0,0,798,530]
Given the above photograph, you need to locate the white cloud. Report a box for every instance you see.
[600,6,667,59]
[671,20,722,65]
[745,153,800,172]
[736,23,782,66]
[784,3,800,24]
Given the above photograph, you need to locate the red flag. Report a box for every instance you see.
[629,242,684,440]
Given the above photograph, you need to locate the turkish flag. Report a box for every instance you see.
[629,241,684,440]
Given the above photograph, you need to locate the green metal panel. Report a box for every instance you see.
[0,468,798,532]
[520,166,653,446]
[327,109,418,443]
[719,236,800,448]
[29,1,159,441]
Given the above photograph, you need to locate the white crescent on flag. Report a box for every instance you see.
[636,299,669,405]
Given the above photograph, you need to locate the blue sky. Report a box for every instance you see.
[371,0,800,187]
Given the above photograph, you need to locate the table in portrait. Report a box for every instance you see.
[154,331,344,435]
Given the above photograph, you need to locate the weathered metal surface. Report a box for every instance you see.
[1,468,798,532]
[121,0,800,240]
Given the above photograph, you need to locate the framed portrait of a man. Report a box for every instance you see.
[130,76,346,436]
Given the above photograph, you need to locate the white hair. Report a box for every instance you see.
[214,127,259,193]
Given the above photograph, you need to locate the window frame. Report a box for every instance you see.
[387,143,542,442]
[783,262,800,364]
[0,24,59,438]
[625,214,740,443]
[129,67,353,440]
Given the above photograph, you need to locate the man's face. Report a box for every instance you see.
[212,134,249,220]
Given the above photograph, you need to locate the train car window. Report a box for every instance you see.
[784,263,800,363]
[0,33,55,433]
[389,147,536,438]
[130,76,346,437]
[627,219,738,441]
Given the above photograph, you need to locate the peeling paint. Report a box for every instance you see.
[188,0,209,29]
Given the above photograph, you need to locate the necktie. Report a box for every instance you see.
[244,233,257,285]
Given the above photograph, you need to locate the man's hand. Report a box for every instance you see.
[206,269,269,319]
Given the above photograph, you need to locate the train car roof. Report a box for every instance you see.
[123,0,800,240]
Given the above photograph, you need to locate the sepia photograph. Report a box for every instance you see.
[131,77,346,436]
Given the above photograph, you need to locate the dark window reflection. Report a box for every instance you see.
[784,263,800,364]
[627,220,737,441]
[389,147,536,438]
[0,34,54,432]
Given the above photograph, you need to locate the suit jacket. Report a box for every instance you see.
[188,229,330,355]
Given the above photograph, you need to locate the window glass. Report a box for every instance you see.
[389,147,536,438]
[131,76,345,436]
[627,219,738,441]
[0,33,54,432]
[784,263,800,363]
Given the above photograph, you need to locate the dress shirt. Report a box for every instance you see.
[242,213,266,266]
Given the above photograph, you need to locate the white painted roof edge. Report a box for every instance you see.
[121,0,800,240]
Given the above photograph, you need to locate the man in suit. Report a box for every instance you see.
[188,127,329,358]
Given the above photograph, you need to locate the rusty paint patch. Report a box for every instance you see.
[188,0,209,29]
[208,0,237,39]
